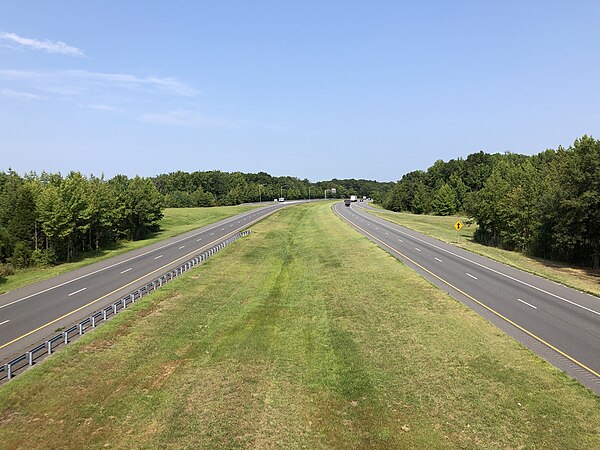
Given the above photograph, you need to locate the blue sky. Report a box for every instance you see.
[1,1,599,181]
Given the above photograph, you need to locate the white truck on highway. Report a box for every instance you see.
[350,195,357,202]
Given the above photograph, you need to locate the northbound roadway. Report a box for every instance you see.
[334,201,600,395]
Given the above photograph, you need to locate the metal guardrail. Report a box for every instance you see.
[0,230,252,382]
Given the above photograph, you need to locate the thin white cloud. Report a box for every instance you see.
[0,88,45,100]
[140,110,241,128]
[0,31,84,57]
[0,69,199,97]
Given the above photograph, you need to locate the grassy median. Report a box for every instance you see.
[1,202,599,448]
[368,207,600,298]
[0,204,262,294]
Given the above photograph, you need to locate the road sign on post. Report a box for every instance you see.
[454,221,463,243]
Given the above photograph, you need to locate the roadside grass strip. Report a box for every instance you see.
[1,203,599,448]
[0,205,262,294]
[368,208,600,298]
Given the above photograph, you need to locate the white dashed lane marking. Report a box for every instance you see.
[518,298,538,309]
[68,287,87,297]
[154,255,163,260]
[120,268,132,274]
[466,273,478,280]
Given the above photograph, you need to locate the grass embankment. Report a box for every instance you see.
[0,205,262,295]
[368,207,600,298]
[1,202,599,448]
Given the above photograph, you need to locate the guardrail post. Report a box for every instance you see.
[91,315,96,327]
[131,293,135,304]
[113,304,118,315]
[6,363,11,380]
[47,340,52,355]
[103,309,108,321]
[28,351,34,366]
[79,323,84,335]
[63,331,69,344]
[137,289,142,299]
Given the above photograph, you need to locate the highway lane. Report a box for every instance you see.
[0,201,302,362]
[334,201,600,394]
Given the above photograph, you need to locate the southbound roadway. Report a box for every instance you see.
[0,201,304,363]
[334,201,600,395]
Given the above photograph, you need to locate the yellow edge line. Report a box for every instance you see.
[332,203,600,380]
[0,224,253,350]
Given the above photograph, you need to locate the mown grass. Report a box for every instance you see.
[1,202,599,449]
[368,207,600,298]
[0,205,262,295]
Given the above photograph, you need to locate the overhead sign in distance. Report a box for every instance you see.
[454,221,464,231]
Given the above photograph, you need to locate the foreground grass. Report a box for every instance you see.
[1,202,599,448]
[369,207,600,298]
[0,205,262,295]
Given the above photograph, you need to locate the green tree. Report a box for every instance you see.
[432,183,457,216]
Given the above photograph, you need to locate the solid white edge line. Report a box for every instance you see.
[352,207,600,317]
[68,287,86,297]
[518,298,538,309]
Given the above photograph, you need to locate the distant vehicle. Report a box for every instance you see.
[274,198,278,202]
[344,199,352,206]
[278,197,285,202]
[350,195,357,202]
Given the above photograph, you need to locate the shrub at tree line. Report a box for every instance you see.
[380,135,600,269]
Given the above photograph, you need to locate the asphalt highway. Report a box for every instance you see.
[334,201,600,394]
[0,201,301,362]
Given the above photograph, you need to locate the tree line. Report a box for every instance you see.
[152,170,393,207]
[381,135,600,268]
[0,169,392,274]
[0,171,163,274]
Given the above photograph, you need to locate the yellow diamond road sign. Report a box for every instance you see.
[454,221,463,231]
